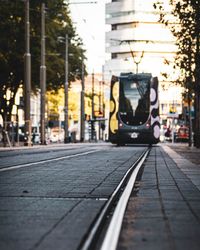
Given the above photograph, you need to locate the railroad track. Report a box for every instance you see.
[80,148,150,250]
[0,144,150,250]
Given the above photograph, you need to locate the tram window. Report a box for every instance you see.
[119,78,150,126]
[130,83,137,88]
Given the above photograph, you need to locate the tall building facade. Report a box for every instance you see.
[105,0,183,122]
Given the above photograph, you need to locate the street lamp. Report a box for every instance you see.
[67,0,97,142]
[24,0,32,146]
[57,35,70,143]
[64,34,70,143]
[80,54,85,142]
[40,2,46,145]
[91,71,95,141]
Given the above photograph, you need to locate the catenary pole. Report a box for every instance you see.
[40,2,46,145]
[68,0,97,142]
[91,71,95,140]
[64,34,70,143]
[80,55,85,142]
[24,0,32,146]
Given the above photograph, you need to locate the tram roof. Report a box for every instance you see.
[119,72,152,81]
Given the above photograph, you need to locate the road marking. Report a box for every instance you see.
[100,150,149,250]
[0,150,100,172]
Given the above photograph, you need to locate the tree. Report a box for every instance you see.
[0,2,24,128]
[154,0,200,147]
[0,0,86,127]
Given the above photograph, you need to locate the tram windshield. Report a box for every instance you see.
[119,77,150,126]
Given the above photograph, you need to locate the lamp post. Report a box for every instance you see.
[40,2,46,145]
[80,55,85,142]
[188,90,192,147]
[57,35,70,143]
[24,0,31,146]
[98,80,101,140]
[67,1,97,142]
[64,34,70,143]
[91,71,95,140]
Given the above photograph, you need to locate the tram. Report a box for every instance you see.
[109,72,160,145]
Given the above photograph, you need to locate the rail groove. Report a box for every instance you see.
[80,148,150,250]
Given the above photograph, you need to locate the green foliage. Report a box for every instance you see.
[154,0,200,147]
[0,2,24,122]
[154,0,200,90]
[0,0,87,123]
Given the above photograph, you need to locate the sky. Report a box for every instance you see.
[68,0,108,74]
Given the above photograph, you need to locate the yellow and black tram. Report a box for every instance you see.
[109,73,160,145]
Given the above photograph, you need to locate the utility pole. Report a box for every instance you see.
[80,55,85,142]
[67,0,96,142]
[98,80,101,140]
[24,0,32,146]
[187,43,193,147]
[188,91,192,147]
[64,34,69,143]
[102,65,105,118]
[57,35,69,143]
[40,3,46,145]
[91,71,95,140]
[92,72,94,120]
[102,66,105,141]
[194,24,200,148]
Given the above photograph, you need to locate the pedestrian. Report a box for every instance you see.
[32,132,36,144]
[165,127,171,139]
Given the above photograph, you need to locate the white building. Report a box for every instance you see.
[105,0,183,122]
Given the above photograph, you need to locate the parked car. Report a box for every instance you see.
[49,127,64,143]
[175,126,189,142]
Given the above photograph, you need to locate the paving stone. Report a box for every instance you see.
[118,146,200,250]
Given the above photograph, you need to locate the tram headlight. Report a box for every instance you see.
[146,122,150,128]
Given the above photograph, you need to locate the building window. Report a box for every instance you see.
[112,53,117,59]
[112,24,117,30]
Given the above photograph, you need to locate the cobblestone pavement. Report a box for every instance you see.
[118,145,200,250]
[0,144,148,250]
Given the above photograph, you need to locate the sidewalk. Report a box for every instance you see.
[166,142,200,165]
[118,143,200,250]
[163,143,200,191]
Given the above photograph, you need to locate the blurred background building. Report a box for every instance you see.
[104,0,183,128]
[0,0,193,145]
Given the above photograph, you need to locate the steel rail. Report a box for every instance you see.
[80,147,150,250]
